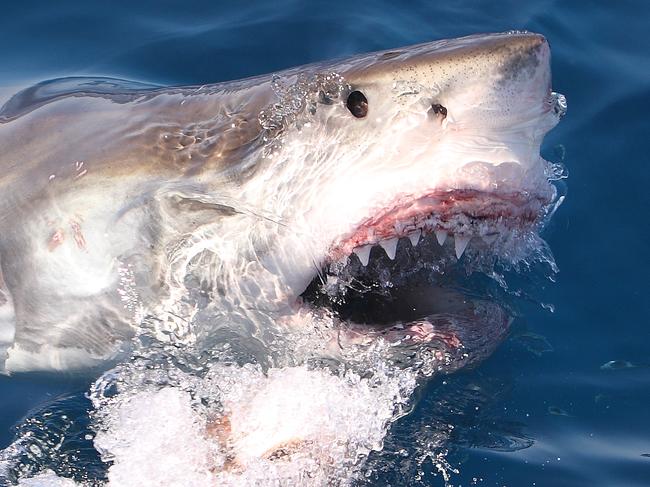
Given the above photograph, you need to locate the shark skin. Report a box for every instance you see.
[0,32,565,373]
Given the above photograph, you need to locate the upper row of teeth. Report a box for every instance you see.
[351,228,498,266]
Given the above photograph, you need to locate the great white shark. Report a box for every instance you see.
[0,31,565,374]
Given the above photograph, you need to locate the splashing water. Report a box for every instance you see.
[4,333,421,486]
[91,365,415,486]
[2,282,516,487]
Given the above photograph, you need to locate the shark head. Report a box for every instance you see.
[238,32,565,307]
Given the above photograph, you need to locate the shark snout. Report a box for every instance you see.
[436,33,554,131]
[345,32,553,116]
[494,32,551,91]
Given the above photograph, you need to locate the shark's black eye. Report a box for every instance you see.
[431,103,447,118]
[346,90,368,118]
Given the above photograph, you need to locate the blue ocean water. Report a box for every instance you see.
[0,1,649,486]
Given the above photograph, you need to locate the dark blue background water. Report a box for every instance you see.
[1,1,649,486]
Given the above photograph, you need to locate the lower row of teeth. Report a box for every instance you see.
[351,228,499,266]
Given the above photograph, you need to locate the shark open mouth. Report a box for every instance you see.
[300,183,559,368]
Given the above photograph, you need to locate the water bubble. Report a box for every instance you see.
[551,92,567,119]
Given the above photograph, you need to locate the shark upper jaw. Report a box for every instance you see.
[328,187,551,264]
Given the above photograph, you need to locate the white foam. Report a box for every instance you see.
[94,387,215,487]
[89,363,415,486]
[16,470,79,486]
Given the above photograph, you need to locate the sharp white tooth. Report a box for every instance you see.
[353,245,371,266]
[380,238,398,260]
[408,230,421,246]
[454,235,471,259]
[483,233,498,244]
[435,229,448,245]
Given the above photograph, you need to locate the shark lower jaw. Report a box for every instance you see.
[328,187,552,264]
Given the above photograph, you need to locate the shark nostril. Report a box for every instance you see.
[346,90,368,118]
[431,103,447,118]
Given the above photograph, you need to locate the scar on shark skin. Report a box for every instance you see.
[47,220,87,252]
[69,220,87,250]
[47,229,65,251]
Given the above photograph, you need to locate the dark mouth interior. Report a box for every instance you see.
[302,232,491,328]
[300,230,518,375]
